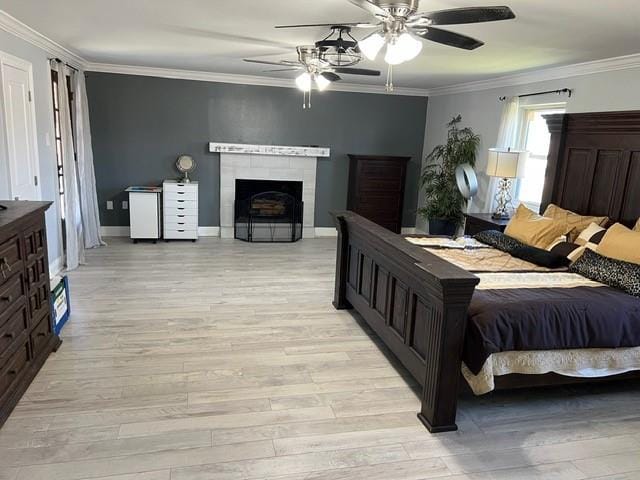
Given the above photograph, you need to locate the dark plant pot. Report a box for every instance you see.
[429,218,457,236]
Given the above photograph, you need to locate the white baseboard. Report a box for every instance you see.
[401,227,426,235]
[49,256,65,278]
[314,227,337,237]
[101,226,221,237]
[198,227,220,237]
[99,225,421,239]
[101,226,130,237]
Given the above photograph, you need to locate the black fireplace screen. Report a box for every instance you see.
[235,188,303,243]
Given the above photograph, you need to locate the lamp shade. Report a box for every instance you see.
[486,149,528,178]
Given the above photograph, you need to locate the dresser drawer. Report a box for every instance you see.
[26,256,46,289]
[165,191,198,202]
[164,207,198,216]
[164,198,197,209]
[0,274,25,326]
[0,341,30,399]
[24,227,45,260]
[165,216,198,229]
[30,314,51,357]
[163,183,198,193]
[164,227,198,240]
[28,282,50,325]
[0,306,28,361]
[0,237,23,287]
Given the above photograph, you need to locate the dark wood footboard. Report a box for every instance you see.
[332,212,479,432]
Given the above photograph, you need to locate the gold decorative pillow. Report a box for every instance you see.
[543,204,608,242]
[635,219,640,232]
[597,223,640,265]
[505,204,569,249]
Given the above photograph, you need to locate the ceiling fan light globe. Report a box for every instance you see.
[315,74,331,91]
[384,40,407,65]
[295,72,312,92]
[397,32,423,62]
[358,32,385,61]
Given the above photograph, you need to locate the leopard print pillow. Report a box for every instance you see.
[474,230,522,251]
[570,248,640,297]
[474,230,569,268]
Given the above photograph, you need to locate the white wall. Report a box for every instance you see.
[0,28,62,263]
[418,66,640,231]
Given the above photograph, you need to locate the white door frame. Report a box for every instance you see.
[0,50,42,200]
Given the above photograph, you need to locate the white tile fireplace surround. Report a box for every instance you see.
[209,143,331,239]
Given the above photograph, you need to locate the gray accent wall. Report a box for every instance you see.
[86,73,428,229]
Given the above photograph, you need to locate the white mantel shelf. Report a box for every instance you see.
[209,142,330,158]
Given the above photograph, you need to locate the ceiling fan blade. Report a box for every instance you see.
[413,27,484,50]
[346,0,392,19]
[264,68,302,72]
[275,22,376,29]
[419,6,515,25]
[321,72,342,82]
[333,67,381,76]
[244,59,299,67]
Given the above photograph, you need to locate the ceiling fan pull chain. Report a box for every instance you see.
[302,90,306,109]
[386,64,394,92]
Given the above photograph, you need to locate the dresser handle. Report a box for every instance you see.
[177,192,185,195]
[3,332,15,339]
[8,369,17,376]
[37,332,47,337]
[1,295,12,303]
[0,257,10,279]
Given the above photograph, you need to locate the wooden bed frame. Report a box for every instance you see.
[332,110,640,433]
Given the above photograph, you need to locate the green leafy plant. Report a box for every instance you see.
[419,115,480,227]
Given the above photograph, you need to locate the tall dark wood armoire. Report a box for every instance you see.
[347,155,410,234]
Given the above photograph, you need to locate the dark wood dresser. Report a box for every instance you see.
[347,155,409,234]
[0,201,61,427]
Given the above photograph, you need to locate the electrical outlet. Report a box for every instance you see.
[122,201,128,210]
[106,201,113,210]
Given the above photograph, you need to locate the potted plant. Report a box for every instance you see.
[419,115,480,236]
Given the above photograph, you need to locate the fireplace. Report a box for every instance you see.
[234,179,304,242]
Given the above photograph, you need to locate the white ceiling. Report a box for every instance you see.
[2,0,640,90]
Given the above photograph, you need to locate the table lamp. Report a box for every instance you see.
[486,148,529,219]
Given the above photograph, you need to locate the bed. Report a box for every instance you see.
[332,110,640,432]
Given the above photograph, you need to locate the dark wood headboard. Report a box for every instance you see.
[542,111,640,227]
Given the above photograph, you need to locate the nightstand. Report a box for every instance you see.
[464,213,510,236]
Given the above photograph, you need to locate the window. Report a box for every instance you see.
[50,70,74,221]
[515,106,565,209]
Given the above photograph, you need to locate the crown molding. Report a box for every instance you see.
[4,6,638,99]
[425,53,640,97]
[0,10,87,68]
[85,62,430,97]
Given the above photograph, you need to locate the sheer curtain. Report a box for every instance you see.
[483,96,520,212]
[56,63,85,270]
[74,72,105,249]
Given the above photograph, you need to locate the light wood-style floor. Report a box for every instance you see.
[1,237,639,480]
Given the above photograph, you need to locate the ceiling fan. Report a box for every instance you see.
[244,44,381,108]
[276,1,515,89]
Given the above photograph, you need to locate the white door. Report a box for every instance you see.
[1,56,40,200]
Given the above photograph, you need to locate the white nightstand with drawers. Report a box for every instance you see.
[163,180,199,241]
